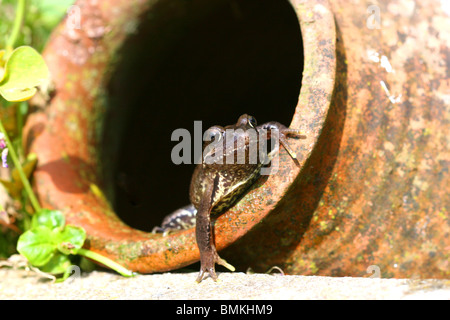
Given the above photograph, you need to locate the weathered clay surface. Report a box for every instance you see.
[25,0,449,278]
[224,0,450,279]
[24,0,335,273]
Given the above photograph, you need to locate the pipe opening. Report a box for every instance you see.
[101,0,304,231]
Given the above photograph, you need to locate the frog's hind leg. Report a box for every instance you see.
[195,176,235,283]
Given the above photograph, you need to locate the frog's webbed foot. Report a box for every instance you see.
[278,127,306,160]
[196,247,235,283]
[262,122,306,161]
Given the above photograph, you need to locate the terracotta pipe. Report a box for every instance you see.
[25,0,449,278]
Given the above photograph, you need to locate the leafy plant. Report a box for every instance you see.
[0,0,76,52]
[17,209,133,281]
[0,0,134,280]
[0,46,49,101]
[17,209,84,280]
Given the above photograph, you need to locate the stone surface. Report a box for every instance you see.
[0,269,449,300]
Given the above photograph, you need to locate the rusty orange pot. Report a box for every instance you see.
[25,0,449,278]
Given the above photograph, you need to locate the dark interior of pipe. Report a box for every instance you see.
[102,0,304,231]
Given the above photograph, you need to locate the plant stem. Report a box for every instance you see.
[77,248,135,277]
[0,120,41,212]
[6,0,26,55]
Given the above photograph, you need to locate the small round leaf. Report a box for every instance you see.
[40,253,72,275]
[17,226,57,267]
[0,46,49,102]
[31,209,65,230]
[57,225,86,255]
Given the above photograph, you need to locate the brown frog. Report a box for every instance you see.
[156,114,303,282]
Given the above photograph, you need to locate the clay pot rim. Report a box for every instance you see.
[26,0,336,273]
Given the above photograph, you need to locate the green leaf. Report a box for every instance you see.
[0,46,49,102]
[31,209,65,230]
[56,225,86,255]
[40,253,72,275]
[0,50,6,82]
[30,0,76,30]
[17,226,57,266]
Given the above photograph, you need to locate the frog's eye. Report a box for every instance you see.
[204,127,223,142]
[248,116,257,128]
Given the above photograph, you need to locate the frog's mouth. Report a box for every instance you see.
[100,0,303,232]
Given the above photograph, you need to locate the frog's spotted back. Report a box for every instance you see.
[189,114,264,214]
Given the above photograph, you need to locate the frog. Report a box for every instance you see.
[155,114,304,282]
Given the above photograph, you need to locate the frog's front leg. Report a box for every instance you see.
[261,122,305,161]
[195,176,235,283]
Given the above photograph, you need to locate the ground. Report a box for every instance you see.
[0,268,449,300]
